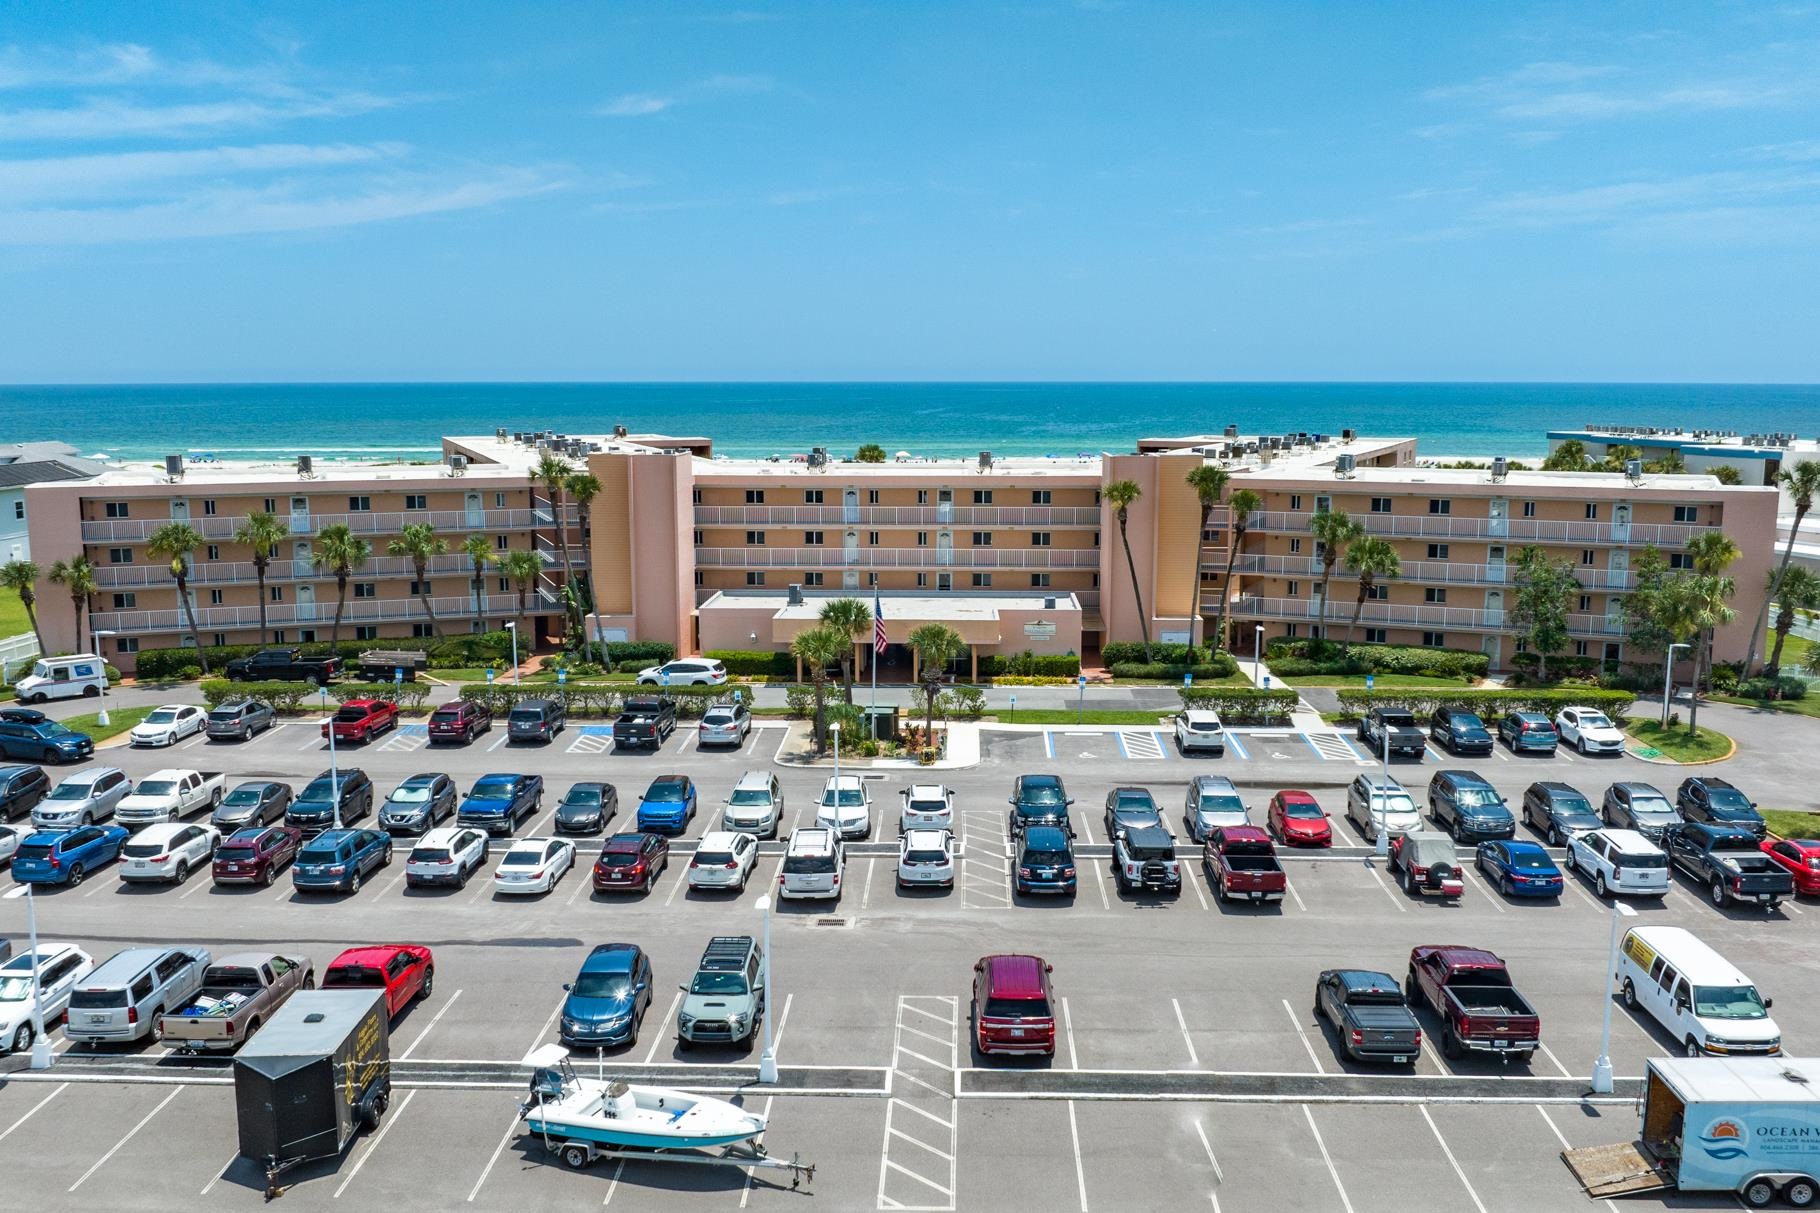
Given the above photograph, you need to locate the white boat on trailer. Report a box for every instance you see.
[518,1047,815,1187]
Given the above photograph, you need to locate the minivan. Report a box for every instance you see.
[13,655,107,704]
[778,828,844,901]
[1617,925,1781,1057]
[971,954,1057,1058]
[508,698,567,743]
[62,946,212,1045]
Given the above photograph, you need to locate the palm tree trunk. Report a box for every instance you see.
[1318,557,1336,641]
[1117,518,1153,662]
[70,594,86,656]
[576,502,604,666]
[414,559,443,640]
[1344,584,1369,652]
[840,645,856,705]
[1687,629,1710,735]
[1192,504,1212,648]
[1745,502,1808,673]
[516,586,530,638]
[1212,526,1242,655]
[175,574,210,674]
[1768,614,1793,674]
[20,593,46,659]
[811,674,828,750]
[255,560,270,645]
[331,574,349,648]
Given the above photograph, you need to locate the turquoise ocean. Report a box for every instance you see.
[1,382,1814,463]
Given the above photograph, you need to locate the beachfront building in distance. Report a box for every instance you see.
[0,441,105,564]
[21,427,1777,675]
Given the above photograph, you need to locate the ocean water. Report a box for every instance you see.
[2,382,1814,463]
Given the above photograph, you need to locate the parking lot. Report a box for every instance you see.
[0,695,1810,1210]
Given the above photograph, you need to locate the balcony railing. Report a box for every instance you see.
[1229,594,1625,637]
[693,547,1100,570]
[79,506,573,545]
[88,593,530,635]
[692,504,1105,528]
[1245,510,1711,547]
[90,553,482,589]
[1228,553,1634,591]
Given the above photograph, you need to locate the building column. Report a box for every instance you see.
[969,644,978,682]
[794,652,803,682]
[911,647,920,682]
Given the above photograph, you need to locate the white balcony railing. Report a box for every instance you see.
[88,593,529,635]
[692,504,1105,528]
[1229,594,1626,637]
[79,506,573,545]
[693,546,1101,570]
[90,553,483,589]
[1245,510,1712,548]
[1228,553,1634,591]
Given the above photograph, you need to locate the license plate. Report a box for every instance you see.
[1392,1055,1408,1063]
[1493,1040,1509,1048]
[87,1014,107,1024]
[1249,891,1262,900]
[1010,1028,1024,1038]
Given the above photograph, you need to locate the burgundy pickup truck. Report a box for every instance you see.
[1405,946,1540,1063]
[1204,826,1288,904]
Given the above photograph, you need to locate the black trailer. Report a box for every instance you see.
[233,988,390,1198]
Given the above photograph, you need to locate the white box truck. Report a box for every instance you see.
[1565,1055,1820,1207]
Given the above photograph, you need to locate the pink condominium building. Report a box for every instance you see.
[23,429,1774,675]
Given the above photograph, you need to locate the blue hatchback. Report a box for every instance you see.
[1475,840,1564,899]
[560,942,654,1049]
[636,776,697,834]
[11,824,129,886]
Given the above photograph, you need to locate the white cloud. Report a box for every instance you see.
[1425,57,1809,125]
[598,93,673,117]
[595,73,773,118]
[0,91,398,140]
[0,142,403,202]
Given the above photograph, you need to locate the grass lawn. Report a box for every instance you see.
[1711,693,1820,720]
[1765,627,1813,673]
[63,704,157,744]
[1762,809,1820,841]
[0,592,33,641]
[1283,673,1473,688]
[990,709,1175,725]
[1623,718,1733,763]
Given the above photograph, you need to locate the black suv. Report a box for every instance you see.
[1520,782,1601,845]
[0,764,49,821]
[1430,709,1493,756]
[1675,777,1766,838]
[287,768,375,836]
[1008,774,1073,837]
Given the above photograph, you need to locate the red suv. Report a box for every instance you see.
[211,825,302,886]
[592,832,669,894]
[429,699,492,745]
[1267,790,1333,848]
[971,954,1056,1058]
[324,698,399,744]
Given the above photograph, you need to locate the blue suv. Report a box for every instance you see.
[292,828,392,894]
[1014,826,1077,896]
[636,776,697,834]
[0,716,94,764]
[560,942,654,1049]
[1427,770,1515,843]
[11,824,129,886]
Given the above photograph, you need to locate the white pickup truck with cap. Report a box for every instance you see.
[115,769,225,826]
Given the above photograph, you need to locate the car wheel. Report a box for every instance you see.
[1782,1177,1817,1209]
[1742,1178,1778,1209]
[1711,880,1727,907]
[261,866,275,887]
[1595,872,1607,897]
[1685,1037,1703,1058]
[1579,738,1590,756]
[1441,1025,1463,1060]
[68,862,84,886]
[1548,823,1562,847]
[348,870,362,894]
[1622,979,1637,1009]
[11,1022,33,1053]
[1501,877,1513,898]
[560,1143,592,1170]
[173,860,189,885]
[420,967,433,1000]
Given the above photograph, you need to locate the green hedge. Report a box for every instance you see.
[1103,641,1214,666]
[199,679,433,712]
[452,681,747,719]
[705,650,797,677]
[1111,661,1239,680]
[134,635,673,680]
[1329,687,1635,721]
[602,641,675,670]
[1177,687,1299,725]
[980,652,1081,678]
[1265,641,1489,680]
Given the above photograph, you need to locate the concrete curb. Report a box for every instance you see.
[1623,728,1738,767]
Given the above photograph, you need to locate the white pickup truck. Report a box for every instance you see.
[115,769,226,826]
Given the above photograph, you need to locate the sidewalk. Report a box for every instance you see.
[1233,653,1328,732]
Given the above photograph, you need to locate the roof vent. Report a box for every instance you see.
[978,451,993,470]
[296,454,315,479]
[1044,597,1056,609]
[303,1012,326,1024]
[163,454,185,482]
[1223,424,1239,439]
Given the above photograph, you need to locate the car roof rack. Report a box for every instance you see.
[701,936,756,969]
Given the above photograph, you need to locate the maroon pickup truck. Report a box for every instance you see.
[1405,946,1541,1063]
[1204,826,1288,904]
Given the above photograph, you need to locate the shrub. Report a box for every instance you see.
[199,679,320,712]
[329,681,433,711]
[979,651,1081,678]
[949,685,986,720]
[909,687,954,720]
[1269,640,1488,680]
[705,650,797,677]
[604,641,675,669]
[1330,686,1635,722]
[451,681,746,719]
[1706,662,1742,694]
[133,634,674,680]
[1110,661,1237,680]
[1102,641,1212,666]
[783,685,816,718]
[1736,675,1811,702]
[1176,687,1298,724]
[989,675,1078,686]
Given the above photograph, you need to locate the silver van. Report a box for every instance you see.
[63,946,212,1045]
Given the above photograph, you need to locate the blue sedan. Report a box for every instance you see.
[1475,839,1564,899]
[11,825,130,886]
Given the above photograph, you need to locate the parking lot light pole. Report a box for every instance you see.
[756,893,778,1084]
[1253,625,1265,684]
[831,721,841,788]
[4,884,54,1070]
[1591,899,1638,1094]
[505,621,520,685]
[92,630,116,726]
[1660,643,1690,728]
[321,686,341,831]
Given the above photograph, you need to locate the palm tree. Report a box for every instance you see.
[818,596,874,705]
[233,509,289,645]
[387,522,450,641]
[1,559,47,657]
[47,556,97,656]
[534,452,575,626]
[1309,507,1363,646]
[1542,440,1592,472]
[565,470,602,662]
[1211,488,1261,656]
[462,534,495,631]
[855,443,887,463]
[1683,530,1741,736]
[1185,465,1230,650]
[1342,535,1401,652]
[147,523,210,672]
[1745,459,1820,674]
[1103,479,1152,662]
[498,549,543,641]
[790,624,847,751]
[1766,566,1820,675]
[907,622,966,746]
[313,524,372,650]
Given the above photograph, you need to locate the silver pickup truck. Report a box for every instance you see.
[156,951,314,1052]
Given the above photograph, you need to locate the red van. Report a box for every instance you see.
[971,954,1057,1058]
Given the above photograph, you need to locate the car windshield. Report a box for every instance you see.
[299,778,339,802]
[905,846,948,864]
[1375,794,1417,817]
[389,787,431,804]
[1456,789,1503,809]
[323,966,383,988]
[335,707,372,722]
[410,847,450,863]
[909,799,947,815]
[1187,718,1221,732]
[16,843,53,860]
[646,781,686,802]
[299,843,342,861]
[695,851,734,866]
[472,777,517,796]
[1283,800,1325,819]
[146,710,178,724]
[984,997,1049,1019]
[216,845,257,862]
[1019,782,1064,806]
[729,789,773,807]
[1508,850,1553,871]
[430,709,463,723]
[690,972,747,996]
[1196,793,1245,817]
[822,788,864,807]
[123,842,166,858]
[1630,796,1675,818]
[208,708,243,720]
[572,973,632,999]
[1024,848,1071,865]
[1452,715,1485,730]
[223,788,264,806]
[1694,985,1770,1020]
[1705,787,1753,811]
[1614,851,1667,870]
[69,989,128,1009]
[509,709,543,723]
[1114,793,1154,812]
[1580,712,1612,729]
[596,852,639,868]
[563,788,601,806]
[135,781,175,797]
[783,853,835,874]
[704,712,736,725]
[47,783,91,800]
[0,976,35,1001]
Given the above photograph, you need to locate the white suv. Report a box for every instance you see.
[1566,828,1671,898]
[1555,706,1626,756]
[897,828,956,890]
[816,775,872,839]
[688,830,758,892]
[405,826,490,890]
[779,828,844,900]
[723,772,783,838]
[1345,774,1422,843]
[118,822,218,884]
[1173,710,1226,754]
[899,784,955,833]
[636,659,728,687]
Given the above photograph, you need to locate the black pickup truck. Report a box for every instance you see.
[224,648,343,685]
[1358,707,1427,759]
[1314,969,1422,1066]
[1664,821,1795,910]
[612,696,676,750]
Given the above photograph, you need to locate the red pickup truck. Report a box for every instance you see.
[1204,826,1288,904]
[323,698,399,744]
[321,944,434,1019]
[1405,945,1541,1063]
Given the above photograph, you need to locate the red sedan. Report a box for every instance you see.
[1267,790,1333,847]
[322,944,435,1018]
[1762,837,1820,896]
[323,698,399,744]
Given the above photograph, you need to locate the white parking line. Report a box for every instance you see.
[334,1088,416,1197]
[0,1082,66,1144]
[1537,1041,1573,1078]
[519,994,568,1062]
[1420,1104,1490,1213]
[1282,998,1326,1074]
[1194,1117,1224,1213]
[467,1112,520,1203]
[1301,1105,1355,1213]
[1067,1100,1089,1211]
[485,731,511,752]
[642,990,682,1063]
[199,1153,234,1196]
[1172,997,1201,1068]
[1087,852,1111,911]
[1462,872,1505,914]
[69,1085,183,1192]
[1183,861,1211,911]
[738,1094,776,1207]
[862,854,878,909]
[400,988,463,1060]
[770,992,794,1056]
[599,1157,626,1205]
[1362,861,1407,912]
[1284,876,1307,913]
[1062,996,1080,1070]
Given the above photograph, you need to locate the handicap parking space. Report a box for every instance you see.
[376,723,430,752]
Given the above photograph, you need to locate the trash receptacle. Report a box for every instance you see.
[863,705,898,742]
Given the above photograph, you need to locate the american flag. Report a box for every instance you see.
[874,594,888,654]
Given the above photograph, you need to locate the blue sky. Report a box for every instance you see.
[2,1,1818,382]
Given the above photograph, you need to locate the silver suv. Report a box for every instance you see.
[1345,774,1422,842]
[677,935,766,1050]
[722,772,783,838]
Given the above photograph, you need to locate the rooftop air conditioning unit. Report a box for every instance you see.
[496,427,508,441]
[163,454,185,482]
[1490,456,1508,483]
[613,425,628,439]
[1043,597,1056,609]
[787,584,804,605]
[1341,428,1355,442]
[296,454,314,479]
[1223,424,1239,439]
[807,447,828,469]
[448,454,469,476]
[1625,458,1644,482]
[1334,453,1356,478]
[978,451,993,470]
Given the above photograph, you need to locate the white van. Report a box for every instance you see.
[14,655,107,704]
[1617,925,1781,1058]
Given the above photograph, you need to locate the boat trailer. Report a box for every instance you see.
[535,1133,816,1189]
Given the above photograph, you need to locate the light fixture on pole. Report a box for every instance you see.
[1253,625,1265,684]
[4,883,54,1070]
[1661,643,1690,728]
[1591,899,1638,1094]
[755,892,779,1084]
[91,630,117,726]
[504,621,520,685]
[321,686,341,831]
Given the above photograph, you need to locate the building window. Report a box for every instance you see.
[745,489,765,504]
[1580,549,1595,566]
[12,500,22,520]
[1573,640,1590,657]
[205,545,220,561]
[916,572,929,587]
[1427,499,1451,515]
[297,630,314,643]
[1093,531,1100,547]
[1425,587,1446,604]
[867,531,879,545]
[111,593,136,609]
[263,498,277,513]
[691,488,702,505]
[1289,495,1302,511]
[804,531,824,546]
[497,577,510,592]
[1578,594,1592,611]
[1583,503,1599,520]
[1031,573,1051,588]
[348,496,371,512]
[116,636,139,653]
[405,494,427,510]
[495,491,508,508]
[1314,495,1332,514]
[746,531,766,546]
[1370,497,1393,514]
[107,547,133,564]
[212,633,227,647]
[409,580,432,596]
[355,583,377,599]
[973,490,993,505]
[972,573,992,587]
[867,490,879,504]
[937,572,953,591]
[1367,584,1388,600]
[804,489,824,504]
[406,623,431,638]
[1672,505,1698,523]
[1289,537,1302,554]
[1286,581,1299,596]
[1522,501,1537,518]
[917,532,929,547]
[355,625,378,640]
[495,534,509,550]
[269,586,283,602]
[104,501,130,518]
[1285,624,1299,638]
[693,530,704,546]
[746,571,766,586]
[803,571,824,587]
[1668,552,1692,570]
[202,499,217,516]
[1364,628,1387,645]
[1030,532,1051,547]
[1421,631,1446,648]
[917,489,929,504]
[1427,543,1449,559]
[971,532,992,546]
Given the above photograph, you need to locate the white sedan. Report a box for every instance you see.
[492,837,576,895]
[1554,706,1626,756]
[129,704,207,747]
[897,828,956,890]
[119,822,219,884]
[687,830,758,892]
